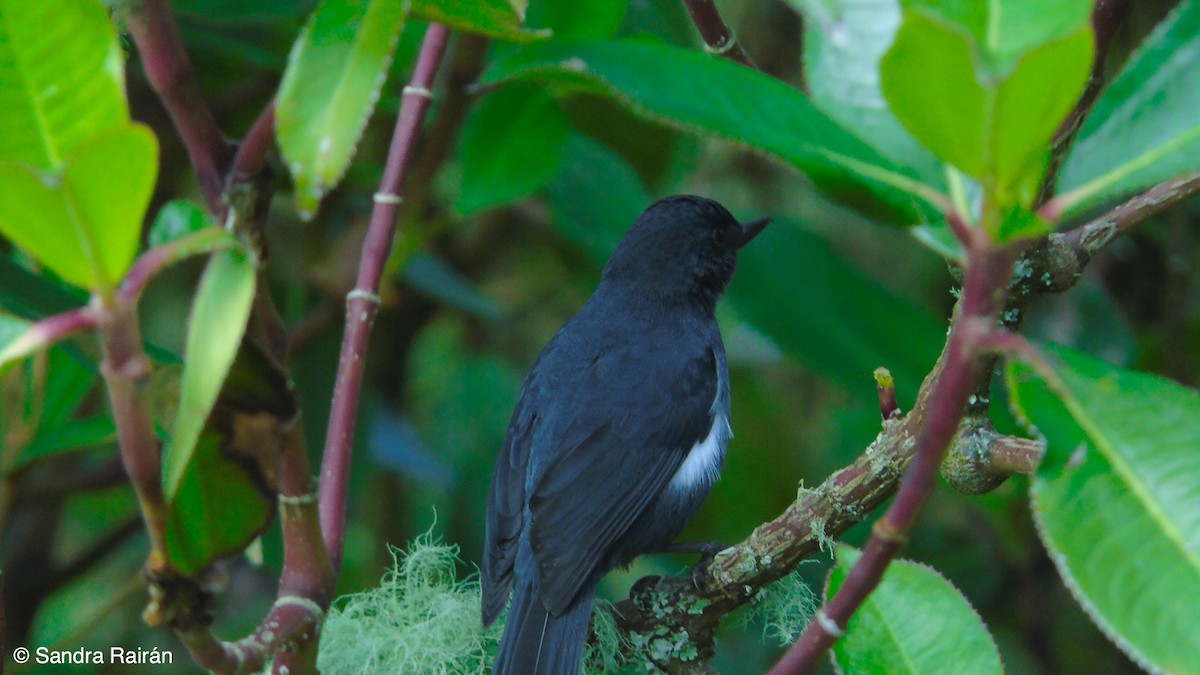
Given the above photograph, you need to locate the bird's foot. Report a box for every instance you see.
[659,539,727,558]
[659,540,730,592]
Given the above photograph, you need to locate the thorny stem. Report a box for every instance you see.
[318,24,453,574]
[124,0,233,213]
[681,0,758,68]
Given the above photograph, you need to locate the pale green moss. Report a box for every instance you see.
[310,532,628,674]
[315,534,499,674]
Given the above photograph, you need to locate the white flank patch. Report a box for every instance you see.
[669,412,731,493]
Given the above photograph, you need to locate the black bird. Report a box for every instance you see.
[482,195,768,674]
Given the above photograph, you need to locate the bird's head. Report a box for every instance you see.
[601,195,769,310]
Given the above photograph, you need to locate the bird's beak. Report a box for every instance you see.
[738,217,771,248]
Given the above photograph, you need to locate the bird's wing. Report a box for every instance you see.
[482,373,539,626]
[527,341,718,616]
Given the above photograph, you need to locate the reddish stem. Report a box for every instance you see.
[770,242,1018,673]
[125,0,232,213]
[96,298,169,561]
[873,367,898,419]
[318,24,453,573]
[682,0,758,68]
[231,101,277,184]
[13,307,98,355]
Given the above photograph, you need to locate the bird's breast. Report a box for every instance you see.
[667,411,731,494]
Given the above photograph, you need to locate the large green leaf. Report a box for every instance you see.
[0,345,108,473]
[0,123,158,290]
[728,220,943,403]
[0,255,86,319]
[409,0,547,42]
[483,38,944,224]
[0,0,127,170]
[1056,0,1200,214]
[12,415,116,472]
[903,0,1093,70]
[547,133,646,266]
[166,430,274,575]
[277,0,407,218]
[163,247,258,499]
[1007,344,1200,672]
[828,545,1004,675]
[880,8,1092,205]
[792,0,940,180]
[526,0,626,38]
[456,84,570,215]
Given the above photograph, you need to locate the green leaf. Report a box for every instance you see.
[0,123,158,290]
[38,345,97,424]
[456,84,570,215]
[0,0,128,170]
[166,430,274,575]
[277,0,407,218]
[547,133,647,266]
[12,414,116,472]
[409,0,548,42]
[903,0,1093,69]
[881,13,987,177]
[0,311,32,372]
[990,30,1092,191]
[0,255,86,318]
[398,253,505,320]
[828,545,1004,675]
[880,10,1092,204]
[172,0,315,24]
[148,200,215,247]
[483,38,945,224]
[1006,344,1200,672]
[526,0,627,38]
[60,124,159,287]
[793,0,941,179]
[1057,0,1200,214]
[164,247,257,499]
[728,220,943,403]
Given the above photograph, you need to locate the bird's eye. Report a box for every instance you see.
[712,227,732,246]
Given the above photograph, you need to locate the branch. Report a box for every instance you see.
[121,228,241,303]
[167,425,331,675]
[1027,170,1200,296]
[96,295,169,562]
[612,375,1040,669]
[0,307,97,366]
[230,101,277,184]
[318,24,453,574]
[873,367,898,419]
[681,0,758,68]
[124,0,233,213]
[940,418,1044,495]
[773,230,1019,671]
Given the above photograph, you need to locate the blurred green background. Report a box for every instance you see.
[3,0,1197,672]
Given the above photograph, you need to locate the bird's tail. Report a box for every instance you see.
[493,576,594,675]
